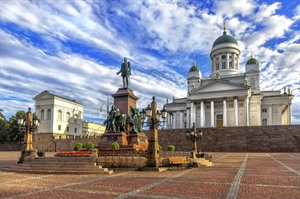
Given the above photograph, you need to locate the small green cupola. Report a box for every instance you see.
[188,60,202,92]
[246,54,259,65]
[189,60,200,72]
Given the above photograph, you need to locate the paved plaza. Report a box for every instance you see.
[0,152,299,199]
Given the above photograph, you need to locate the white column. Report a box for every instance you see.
[223,98,227,127]
[201,100,205,127]
[190,103,194,127]
[288,103,292,124]
[234,97,239,126]
[172,113,176,129]
[268,105,273,125]
[179,112,184,128]
[186,109,190,128]
[210,100,214,127]
[226,52,229,69]
[245,97,249,126]
[277,105,282,125]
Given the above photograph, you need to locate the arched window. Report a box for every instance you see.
[66,112,70,121]
[58,110,62,121]
[41,109,45,120]
[47,109,51,120]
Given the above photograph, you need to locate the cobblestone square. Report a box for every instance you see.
[0,152,299,199]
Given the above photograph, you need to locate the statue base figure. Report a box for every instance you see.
[98,132,148,152]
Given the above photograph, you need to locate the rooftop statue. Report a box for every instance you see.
[117,57,131,89]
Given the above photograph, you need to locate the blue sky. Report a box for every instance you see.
[0,0,299,124]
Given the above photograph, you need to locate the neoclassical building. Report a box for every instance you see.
[165,26,294,129]
[34,90,85,135]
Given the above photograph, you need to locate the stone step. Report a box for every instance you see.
[27,162,97,166]
[35,157,92,162]
[4,166,112,174]
[3,167,113,175]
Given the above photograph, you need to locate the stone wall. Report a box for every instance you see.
[33,133,101,152]
[0,143,22,151]
[31,125,300,152]
[157,125,300,152]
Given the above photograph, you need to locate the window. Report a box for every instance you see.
[229,62,233,69]
[41,109,45,120]
[217,115,223,119]
[58,110,62,121]
[47,109,51,120]
[58,125,61,130]
[66,112,70,121]
[262,108,267,113]
[67,126,69,132]
[262,118,267,126]
[216,63,219,70]
[74,128,77,133]
[222,62,226,69]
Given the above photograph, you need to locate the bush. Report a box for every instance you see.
[112,141,120,151]
[74,142,83,151]
[167,145,175,151]
[85,142,94,151]
[158,144,162,151]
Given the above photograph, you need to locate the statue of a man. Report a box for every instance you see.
[117,57,131,88]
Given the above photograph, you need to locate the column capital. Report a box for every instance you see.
[223,97,227,101]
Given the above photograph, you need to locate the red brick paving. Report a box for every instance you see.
[0,152,299,199]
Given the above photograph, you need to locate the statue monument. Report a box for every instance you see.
[99,58,148,151]
[117,57,131,88]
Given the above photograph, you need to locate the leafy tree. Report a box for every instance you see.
[0,113,9,144]
[6,111,26,143]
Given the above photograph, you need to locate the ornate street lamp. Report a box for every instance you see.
[17,108,40,163]
[100,96,113,114]
[140,96,167,168]
[185,122,203,158]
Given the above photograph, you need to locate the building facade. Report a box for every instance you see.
[165,27,293,129]
[34,90,85,136]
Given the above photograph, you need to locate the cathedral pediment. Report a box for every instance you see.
[189,79,249,95]
[33,90,54,101]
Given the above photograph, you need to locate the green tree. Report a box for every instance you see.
[0,113,9,144]
[6,111,26,143]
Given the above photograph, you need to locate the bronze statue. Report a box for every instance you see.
[130,106,142,134]
[117,57,131,88]
[103,105,118,132]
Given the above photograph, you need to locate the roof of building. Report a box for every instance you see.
[212,25,238,48]
[33,90,85,106]
[246,56,259,65]
[189,60,200,72]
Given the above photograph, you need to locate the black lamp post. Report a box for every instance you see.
[140,96,167,168]
[17,108,40,163]
[185,122,203,158]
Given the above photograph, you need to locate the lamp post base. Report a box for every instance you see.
[18,149,37,163]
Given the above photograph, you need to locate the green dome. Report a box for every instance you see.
[246,57,259,65]
[189,61,200,72]
[213,31,238,47]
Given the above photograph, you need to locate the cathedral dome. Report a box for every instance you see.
[212,31,238,48]
[189,63,200,72]
[246,57,259,65]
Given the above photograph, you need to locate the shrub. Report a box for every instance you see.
[74,142,83,151]
[167,145,175,151]
[85,142,94,151]
[112,141,120,151]
[158,144,162,151]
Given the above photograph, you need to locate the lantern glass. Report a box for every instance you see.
[140,109,146,120]
[17,118,23,125]
[161,107,167,119]
[145,105,152,117]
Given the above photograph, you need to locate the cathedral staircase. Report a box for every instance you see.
[3,156,113,174]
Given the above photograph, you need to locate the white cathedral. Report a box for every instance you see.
[165,26,294,129]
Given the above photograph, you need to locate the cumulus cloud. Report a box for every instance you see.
[0,0,299,124]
